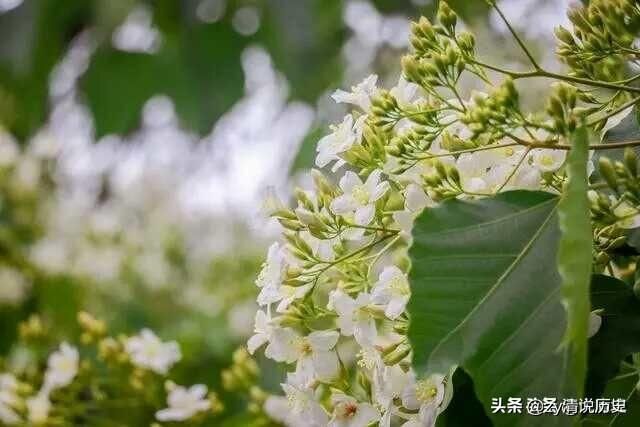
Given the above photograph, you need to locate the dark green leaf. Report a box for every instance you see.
[587,275,640,398]
[408,190,578,427]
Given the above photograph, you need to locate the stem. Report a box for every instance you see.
[495,147,531,193]
[412,142,520,160]
[587,95,640,127]
[470,59,640,94]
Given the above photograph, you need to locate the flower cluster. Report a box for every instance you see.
[249,1,640,425]
[0,312,223,425]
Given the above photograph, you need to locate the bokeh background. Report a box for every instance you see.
[0,0,572,422]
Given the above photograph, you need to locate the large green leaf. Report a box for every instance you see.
[583,363,640,427]
[557,125,592,397]
[408,190,579,426]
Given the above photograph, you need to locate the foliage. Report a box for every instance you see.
[251,0,640,426]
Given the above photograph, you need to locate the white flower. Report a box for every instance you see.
[0,374,21,425]
[248,309,275,355]
[531,148,566,172]
[401,373,446,427]
[125,329,181,375]
[274,283,314,313]
[332,75,378,111]
[255,243,287,306]
[330,170,389,228]
[390,75,421,108]
[43,343,78,391]
[288,330,341,383]
[330,290,378,347]
[613,202,640,229]
[316,114,365,169]
[328,393,379,427]
[404,183,431,213]
[281,372,329,427]
[264,395,309,427]
[0,267,30,306]
[374,365,411,427]
[371,266,410,320]
[156,383,211,421]
[26,393,50,425]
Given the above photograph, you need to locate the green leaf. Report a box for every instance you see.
[436,369,492,427]
[582,363,640,427]
[587,275,640,399]
[408,190,579,426]
[557,125,592,398]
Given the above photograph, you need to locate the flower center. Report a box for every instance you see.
[389,275,409,295]
[415,379,439,404]
[540,154,554,167]
[352,185,370,205]
[296,338,313,356]
[336,402,358,419]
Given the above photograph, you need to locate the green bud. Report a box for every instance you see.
[383,342,412,365]
[437,1,457,32]
[401,55,423,83]
[598,157,619,189]
[554,26,574,45]
[624,148,638,177]
[457,31,475,52]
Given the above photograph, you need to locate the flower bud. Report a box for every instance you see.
[624,148,638,177]
[437,1,457,32]
[554,26,574,45]
[598,157,619,190]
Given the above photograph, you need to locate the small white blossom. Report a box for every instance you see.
[248,309,275,355]
[390,75,421,108]
[330,170,389,228]
[329,393,379,427]
[275,330,341,383]
[0,374,21,425]
[404,183,431,213]
[43,343,78,391]
[401,373,446,427]
[330,290,378,347]
[332,74,378,111]
[26,393,50,425]
[316,114,365,170]
[255,243,287,306]
[372,266,410,320]
[264,395,308,427]
[125,329,181,375]
[531,148,566,172]
[374,365,411,427]
[281,372,329,427]
[156,383,211,422]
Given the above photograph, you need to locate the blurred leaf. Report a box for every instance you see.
[583,363,640,426]
[262,0,344,102]
[83,13,246,137]
[587,275,640,398]
[0,0,91,140]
